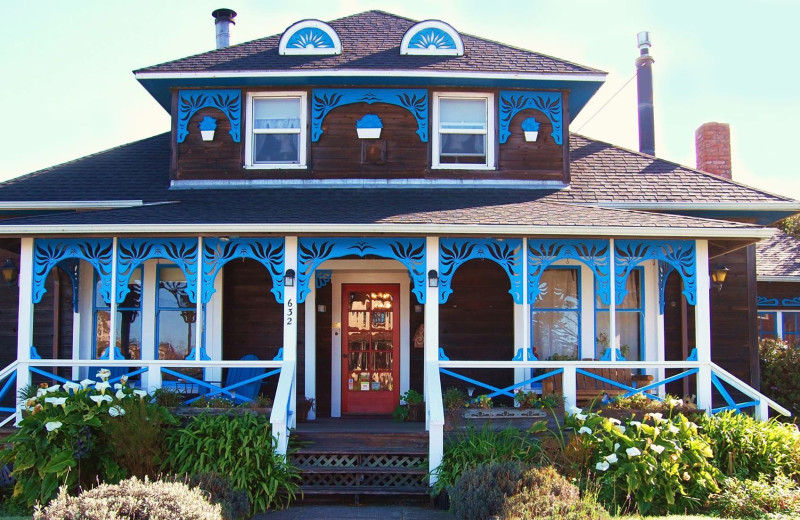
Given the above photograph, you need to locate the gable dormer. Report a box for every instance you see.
[134,11,605,188]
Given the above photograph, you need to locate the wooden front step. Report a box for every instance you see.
[291,427,429,497]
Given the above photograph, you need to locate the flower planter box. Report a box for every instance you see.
[445,407,549,431]
[170,406,271,419]
[356,127,382,139]
[523,130,539,142]
[200,129,215,141]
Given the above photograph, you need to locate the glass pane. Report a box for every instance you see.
[757,312,777,336]
[253,98,301,129]
[440,98,487,130]
[95,267,142,308]
[597,270,641,309]
[253,134,299,164]
[158,268,192,309]
[348,352,368,371]
[595,311,641,360]
[785,334,800,348]
[440,134,485,156]
[532,310,579,360]
[782,312,799,334]
[157,310,196,360]
[534,269,579,309]
[374,351,393,370]
[95,311,142,360]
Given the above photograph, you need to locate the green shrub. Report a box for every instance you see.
[431,426,540,495]
[709,475,800,519]
[152,386,185,407]
[501,492,610,520]
[163,412,299,514]
[0,377,166,508]
[760,338,800,417]
[442,387,467,410]
[567,409,722,515]
[699,411,800,481]
[449,461,531,520]
[33,476,223,520]
[184,472,250,520]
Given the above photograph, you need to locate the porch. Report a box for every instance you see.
[0,234,789,487]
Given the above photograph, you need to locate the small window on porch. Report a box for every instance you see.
[531,267,580,360]
[781,312,800,347]
[93,267,142,360]
[156,266,199,365]
[757,311,777,342]
[595,268,643,360]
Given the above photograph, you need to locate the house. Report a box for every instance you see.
[0,9,795,490]
[756,229,800,344]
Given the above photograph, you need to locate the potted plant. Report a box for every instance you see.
[198,116,218,141]
[298,396,315,422]
[521,117,540,142]
[356,114,383,139]
[442,387,467,431]
[402,389,425,422]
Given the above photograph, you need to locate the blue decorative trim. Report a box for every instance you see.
[273,348,284,361]
[202,238,285,304]
[400,20,464,56]
[615,240,696,306]
[409,27,456,50]
[528,239,611,305]
[57,258,80,313]
[186,346,211,361]
[658,261,676,315]
[33,239,113,304]
[287,27,334,50]
[499,91,563,145]
[599,348,626,361]
[438,348,449,361]
[687,348,698,361]
[117,239,199,304]
[177,89,241,143]
[315,270,332,289]
[279,20,342,56]
[30,346,41,360]
[758,296,779,307]
[297,237,426,304]
[439,238,522,304]
[311,88,428,142]
[781,297,800,307]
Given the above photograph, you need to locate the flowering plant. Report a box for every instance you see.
[468,394,493,409]
[565,407,721,515]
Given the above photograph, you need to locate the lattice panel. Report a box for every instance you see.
[303,472,361,487]
[293,453,359,468]
[362,472,427,488]
[362,454,425,469]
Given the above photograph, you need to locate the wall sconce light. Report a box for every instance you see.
[317,304,327,313]
[710,265,729,293]
[284,269,296,287]
[428,269,439,288]
[1,259,18,287]
[466,386,476,397]
[414,304,423,313]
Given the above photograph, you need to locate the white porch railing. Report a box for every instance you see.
[426,357,791,481]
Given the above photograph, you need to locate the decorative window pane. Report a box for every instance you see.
[532,268,580,360]
[440,99,487,131]
[253,98,301,129]
[757,311,777,341]
[93,267,142,360]
[254,134,299,164]
[434,94,493,168]
[247,93,306,167]
[595,269,643,360]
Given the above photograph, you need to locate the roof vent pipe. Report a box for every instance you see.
[212,8,237,49]
[635,31,655,156]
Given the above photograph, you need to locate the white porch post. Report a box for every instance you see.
[283,236,298,426]
[108,237,118,361]
[16,238,34,420]
[425,236,443,479]
[195,237,203,361]
[608,238,617,362]
[513,238,530,391]
[304,285,317,420]
[694,240,713,412]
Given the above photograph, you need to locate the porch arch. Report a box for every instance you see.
[296,237,426,303]
[116,238,199,304]
[439,238,523,304]
[32,238,113,305]
[615,240,696,307]
[202,238,285,304]
[527,239,611,305]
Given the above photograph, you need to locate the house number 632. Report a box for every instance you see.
[286,299,294,325]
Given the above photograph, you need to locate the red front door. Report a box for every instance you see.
[342,284,400,415]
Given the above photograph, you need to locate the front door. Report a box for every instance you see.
[342,284,400,414]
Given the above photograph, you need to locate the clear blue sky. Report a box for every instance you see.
[1,0,798,200]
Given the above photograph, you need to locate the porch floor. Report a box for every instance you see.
[295,417,427,434]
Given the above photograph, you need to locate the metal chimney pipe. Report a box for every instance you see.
[212,8,237,49]
[635,31,655,156]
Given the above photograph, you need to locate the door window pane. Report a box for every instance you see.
[532,268,580,360]
[595,269,643,360]
[93,268,142,360]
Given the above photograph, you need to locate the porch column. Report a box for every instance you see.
[608,238,617,362]
[304,285,316,420]
[16,238,34,421]
[694,240,712,412]
[194,237,203,361]
[513,238,530,389]
[283,236,298,426]
[425,236,444,478]
[109,237,119,361]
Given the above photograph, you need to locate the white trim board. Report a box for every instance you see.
[135,70,606,82]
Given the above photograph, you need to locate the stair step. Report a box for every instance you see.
[294,446,428,455]
[297,466,427,474]
[299,485,429,496]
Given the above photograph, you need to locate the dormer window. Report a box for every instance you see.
[245,92,307,169]
[432,93,494,169]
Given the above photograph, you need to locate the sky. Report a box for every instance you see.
[1,0,798,199]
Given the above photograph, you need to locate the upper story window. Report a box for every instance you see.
[245,92,307,169]
[432,93,494,169]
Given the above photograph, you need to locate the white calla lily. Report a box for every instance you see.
[80,379,96,389]
[626,447,642,457]
[44,397,67,408]
[578,426,592,435]
[651,444,666,454]
[95,382,111,394]
[568,406,583,415]
[605,453,618,464]
[45,421,62,432]
[108,406,126,417]
[96,369,111,381]
[595,461,610,472]
[133,389,148,399]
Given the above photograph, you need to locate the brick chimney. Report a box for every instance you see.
[695,122,731,179]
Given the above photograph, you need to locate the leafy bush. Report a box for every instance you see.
[184,473,250,520]
[709,475,800,519]
[431,426,540,495]
[33,476,222,520]
[698,410,800,481]
[0,376,168,508]
[400,388,424,405]
[163,412,299,513]
[152,386,185,408]
[442,387,467,411]
[501,491,610,520]
[760,338,800,416]
[568,409,722,515]
[449,461,532,520]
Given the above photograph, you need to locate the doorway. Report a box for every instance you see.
[341,284,400,415]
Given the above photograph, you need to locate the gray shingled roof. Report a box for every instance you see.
[136,10,603,76]
[756,229,800,278]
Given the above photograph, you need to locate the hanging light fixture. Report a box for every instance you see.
[428,269,439,287]
[284,269,296,287]
[710,265,729,293]
[1,259,18,287]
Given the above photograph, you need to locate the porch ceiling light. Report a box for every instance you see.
[284,269,296,287]
[428,269,439,287]
[710,265,729,293]
[1,258,18,287]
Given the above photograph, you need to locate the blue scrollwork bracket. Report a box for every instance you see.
[202,238,285,304]
[498,91,563,145]
[297,238,426,304]
[439,238,523,304]
[33,239,113,305]
[316,270,333,289]
[615,240,697,306]
[177,89,241,143]
[757,296,779,307]
[311,88,428,142]
[782,297,800,307]
[527,239,611,305]
[117,239,199,304]
[658,261,676,315]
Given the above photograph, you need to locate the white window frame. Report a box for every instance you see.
[432,92,495,170]
[245,91,307,169]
